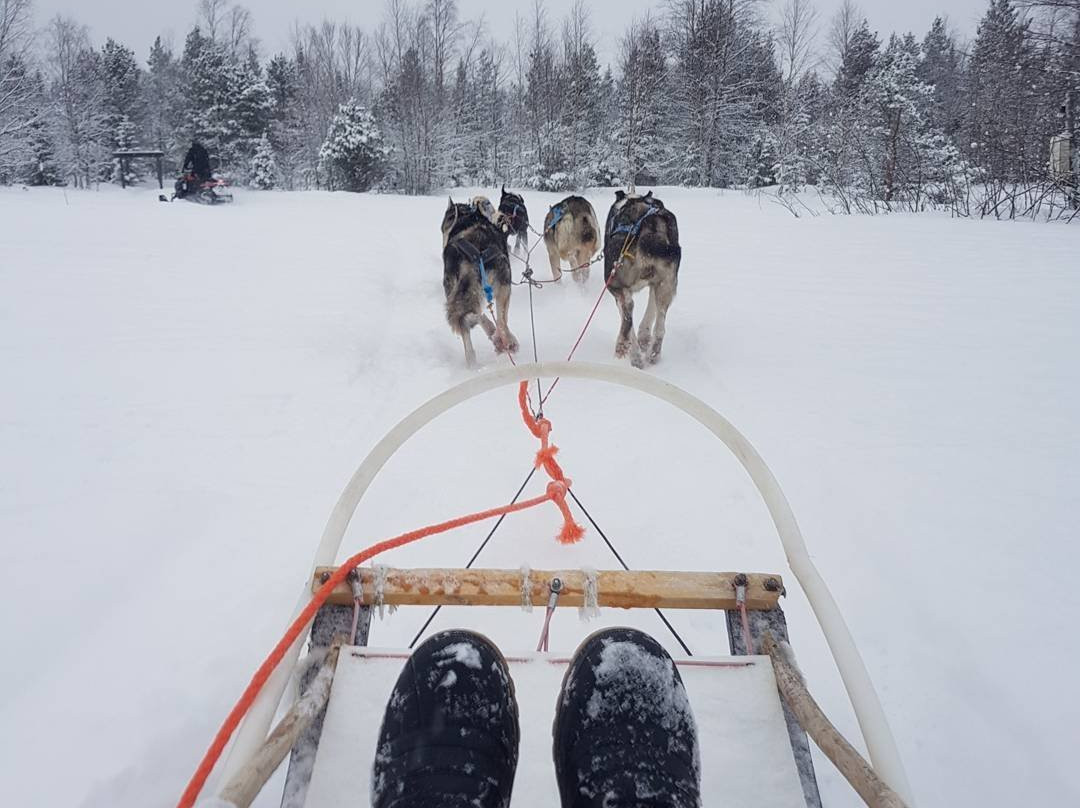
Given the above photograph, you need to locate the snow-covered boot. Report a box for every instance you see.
[371,630,519,808]
[553,627,701,808]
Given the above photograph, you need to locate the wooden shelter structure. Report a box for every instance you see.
[112,149,165,189]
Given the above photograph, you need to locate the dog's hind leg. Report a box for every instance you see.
[492,284,519,354]
[613,287,642,367]
[647,278,676,365]
[461,328,478,367]
[573,247,591,285]
[638,284,658,352]
[545,236,563,282]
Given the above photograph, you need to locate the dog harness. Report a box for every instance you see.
[547,204,564,232]
[609,205,659,238]
[455,239,504,305]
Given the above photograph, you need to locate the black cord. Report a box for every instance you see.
[567,487,694,657]
[408,467,538,648]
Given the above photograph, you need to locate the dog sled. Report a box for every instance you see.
[179,361,914,808]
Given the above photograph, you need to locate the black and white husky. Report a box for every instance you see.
[441,197,519,366]
[603,190,681,368]
[499,186,530,254]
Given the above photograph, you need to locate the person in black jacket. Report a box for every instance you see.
[183,141,212,181]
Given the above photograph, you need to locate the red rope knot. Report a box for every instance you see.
[546,479,584,545]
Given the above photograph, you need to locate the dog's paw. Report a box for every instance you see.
[630,354,646,369]
[506,335,520,353]
[614,339,630,359]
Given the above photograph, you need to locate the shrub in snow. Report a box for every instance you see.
[249,133,278,189]
[318,102,389,192]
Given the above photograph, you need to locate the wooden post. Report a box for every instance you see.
[727,602,822,808]
[120,156,127,189]
[157,154,164,190]
[280,602,371,808]
[762,633,909,808]
[219,643,343,808]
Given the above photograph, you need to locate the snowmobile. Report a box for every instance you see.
[176,361,916,808]
[167,172,233,204]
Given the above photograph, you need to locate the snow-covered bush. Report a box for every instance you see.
[318,102,389,192]
[249,133,278,189]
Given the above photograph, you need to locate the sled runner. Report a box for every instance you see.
[182,361,914,808]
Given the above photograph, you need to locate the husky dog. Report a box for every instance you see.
[603,190,681,368]
[499,186,530,254]
[441,197,519,366]
[543,196,600,284]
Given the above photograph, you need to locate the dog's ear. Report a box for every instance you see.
[615,190,625,201]
[644,190,653,200]
[501,184,505,195]
[447,196,454,209]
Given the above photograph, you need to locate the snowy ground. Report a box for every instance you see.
[0,184,1077,808]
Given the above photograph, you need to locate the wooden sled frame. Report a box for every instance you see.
[220,360,913,807]
[309,567,784,610]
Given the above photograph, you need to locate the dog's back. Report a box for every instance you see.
[542,195,600,282]
[604,191,680,281]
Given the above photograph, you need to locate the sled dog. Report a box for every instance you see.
[603,190,681,368]
[441,197,518,366]
[499,186,530,254]
[542,195,600,284]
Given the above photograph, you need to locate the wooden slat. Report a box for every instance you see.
[761,632,909,808]
[310,568,783,610]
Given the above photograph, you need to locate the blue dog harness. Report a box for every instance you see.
[455,239,503,305]
[546,204,564,232]
[610,205,658,238]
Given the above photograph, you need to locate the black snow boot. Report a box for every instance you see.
[553,628,701,808]
[371,630,520,808]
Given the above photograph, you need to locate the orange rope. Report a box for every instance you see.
[176,487,567,808]
[517,379,584,544]
[177,385,586,807]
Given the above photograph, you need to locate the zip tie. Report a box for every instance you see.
[734,573,754,654]
[579,567,600,621]
[347,569,365,645]
[520,564,533,612]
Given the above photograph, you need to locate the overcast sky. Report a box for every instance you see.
[31,0,993,67]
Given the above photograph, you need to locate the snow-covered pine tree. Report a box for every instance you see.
[113,114,139,185]
[918,17,963,138]
[101,38,144,181]
[145,37,180,172]
[266,52,305,188]
[22,114,61,185]
[249,131,277,188]
[558,0,604,187]
[964,0,1043,180]
[318,100,388,191]
[616,18,668,186]
[834,19,880,100]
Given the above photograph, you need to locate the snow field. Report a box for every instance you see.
[0,184,1077,807]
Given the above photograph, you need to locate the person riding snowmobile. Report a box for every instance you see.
[175,141,212,198]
